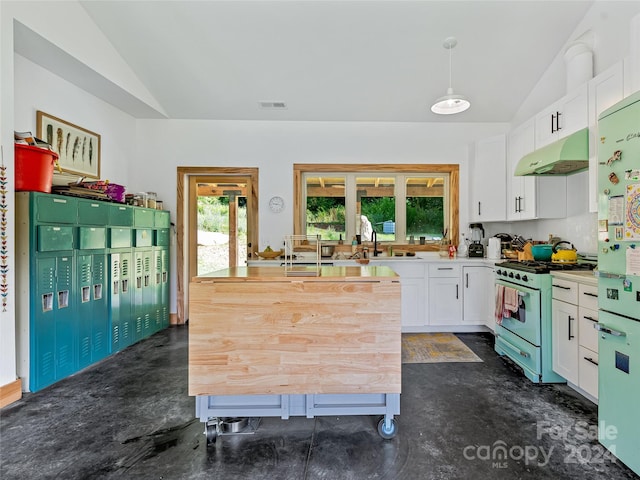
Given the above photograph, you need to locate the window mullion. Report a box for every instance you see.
[395,175,406,241]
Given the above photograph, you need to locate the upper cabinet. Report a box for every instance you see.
[534,84,589,149]
[507,118,567,221]
[470,134,507,222]
[588,62,626,212]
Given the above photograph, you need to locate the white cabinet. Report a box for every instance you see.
[378,261,427,329]
[507,119,567,221]
[588,62,626,212]
[470,134,506,222]
[551,274,599,401]
[428,264,462,326]
[534,84,588,149]
[462,265,494,328]
[552,297,579,384]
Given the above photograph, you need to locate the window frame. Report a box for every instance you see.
[294,164,459,250]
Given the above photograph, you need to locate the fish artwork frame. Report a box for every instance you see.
[36,111,101,179]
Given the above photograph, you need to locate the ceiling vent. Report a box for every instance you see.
[258,101,287,110]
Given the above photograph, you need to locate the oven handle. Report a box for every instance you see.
[496,334,530,358]
[594,323,626,337]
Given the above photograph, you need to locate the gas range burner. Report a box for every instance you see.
[497,260,596,274]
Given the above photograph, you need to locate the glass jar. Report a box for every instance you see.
[147,191,157,209]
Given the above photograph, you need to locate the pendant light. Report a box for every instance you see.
[431,36,470,115]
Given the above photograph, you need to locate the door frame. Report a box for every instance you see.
[176,167,259,324]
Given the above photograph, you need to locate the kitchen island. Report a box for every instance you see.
[189,265,401,442]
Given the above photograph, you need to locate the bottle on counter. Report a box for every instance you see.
[352,236,358,254]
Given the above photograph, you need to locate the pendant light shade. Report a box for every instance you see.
[431,37,470,115]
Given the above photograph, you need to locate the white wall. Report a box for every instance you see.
[14,55,137,182]
[135,119,509,249]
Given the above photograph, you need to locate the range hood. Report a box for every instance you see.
[514,128,589,176]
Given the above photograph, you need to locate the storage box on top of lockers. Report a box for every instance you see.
[15,143,58,193]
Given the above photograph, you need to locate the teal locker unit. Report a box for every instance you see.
[16,192,172,392]
[154,210,171,329]
[76,226,109,367]
[32,255,75,391]
[109,224,134,352]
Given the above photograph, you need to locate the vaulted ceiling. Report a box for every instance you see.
[76,0,598,123]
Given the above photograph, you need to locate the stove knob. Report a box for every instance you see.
[515,274,521,280]
[502,271,508,277]
[522,275,528,282]
[508,272,514,278]
[496,269,501,275]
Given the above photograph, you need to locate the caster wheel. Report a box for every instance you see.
[206,424,218,445]
[377,417,397,439]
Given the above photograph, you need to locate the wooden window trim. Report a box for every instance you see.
[293,164,459,251]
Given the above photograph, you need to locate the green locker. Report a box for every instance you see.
[109,227,132,249]
[152,249,163,332]
[134,228,153,247]
[134,207,155,228]
[37,226,74,252]
[110,250,133,352]
[91,254,109,362]
[31,254,75,391]
[154,210,170,228]
[78,227,106,250]
[133,250,145,341]
[34,194,77,224]
[110,204,133,226]
[76,253,93,369]
[160,247,170,328]
[78,200,110,225]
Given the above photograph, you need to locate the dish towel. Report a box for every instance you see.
[504,287,519,316]
[495,284,505,325]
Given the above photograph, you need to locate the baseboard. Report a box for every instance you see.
[170,313,180,325]
[0,378,22,408]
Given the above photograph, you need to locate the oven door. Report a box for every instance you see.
[496,279,541,346]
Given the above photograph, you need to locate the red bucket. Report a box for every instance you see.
[15,144,58,193]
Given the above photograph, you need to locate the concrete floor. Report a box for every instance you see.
[1,326,638,480]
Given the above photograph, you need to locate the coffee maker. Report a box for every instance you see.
[468,223,485,257]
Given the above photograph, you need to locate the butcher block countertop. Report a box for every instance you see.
[189,266,401,397]
[192,265,399,283]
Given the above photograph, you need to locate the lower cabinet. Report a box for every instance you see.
[551,274,598,401]
[463,265,495,328]
[376,261,426,328]
[428,264,462,326]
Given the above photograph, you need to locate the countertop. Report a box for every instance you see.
[192,265,400,283]
[249,254,501,266]
[550,270,599,286]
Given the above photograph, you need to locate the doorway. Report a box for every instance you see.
[176,167,258,324]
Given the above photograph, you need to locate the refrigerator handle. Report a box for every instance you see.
[594,323,626,337]
[595,271,626,279]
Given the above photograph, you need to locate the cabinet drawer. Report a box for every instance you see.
[134,208,155,227]
[495,325,541,377]
[154,228,170,247]
[78,227,106,250]
[428,263,461,277]
[77,200,109,225]
[37,226,74,251]
[551,278,578,303]
[578,346,598,400]
[381,261,425,278]
[109,227,132,249]
[35,195,77,224]
[110,205,133,226]
[155,210,170,228]
[134,228,153,247]
[578,283,598,310]
[578,307,599,352]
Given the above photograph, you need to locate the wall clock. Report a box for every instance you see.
[268,196,285,213]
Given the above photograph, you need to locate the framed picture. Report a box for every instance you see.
[36,111,101,179]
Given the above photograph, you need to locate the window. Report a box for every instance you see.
[295,164,459,250]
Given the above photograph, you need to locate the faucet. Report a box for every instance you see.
[372,230,378,257]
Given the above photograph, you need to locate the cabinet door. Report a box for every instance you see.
[552,299,579,384]
[534,102,559,148]
[400,277,426,327]
[578,346,598,400]
[428,277,462,326]
[463,266,494,326]
[470,135,507,222]
[507,119,536,221]
[558,84,588,138]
